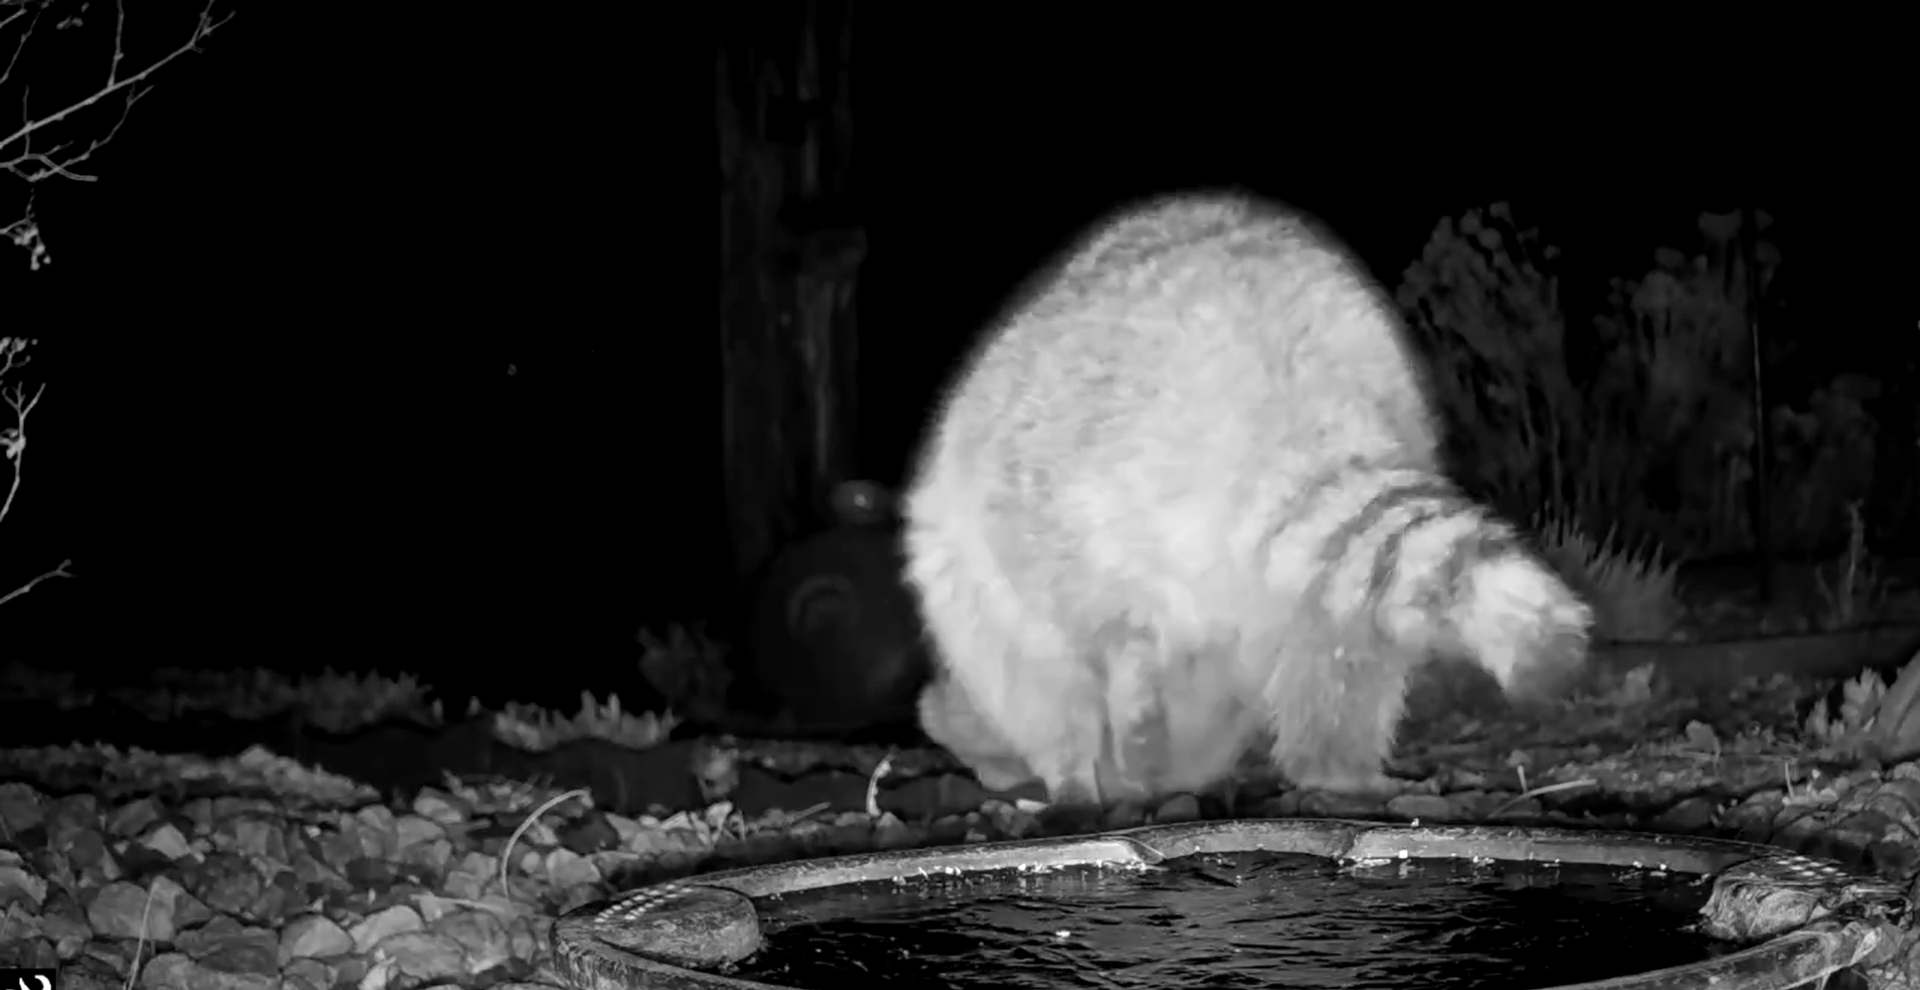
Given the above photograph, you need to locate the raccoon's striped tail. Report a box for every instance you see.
[1283,468,1593,692]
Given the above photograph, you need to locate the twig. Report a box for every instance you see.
[123,880,157,990]
[1487,778,1597,819]
[866,749,895,817]
[2,0,234,266]
[0,557,73,606]
[0,339,71,606]
[498,788,591,898]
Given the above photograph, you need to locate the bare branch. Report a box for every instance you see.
[0,375,46,527]
[1,0,234,268]
[0,4,46,92]
[0,558,73,607]
[0,337,71,608]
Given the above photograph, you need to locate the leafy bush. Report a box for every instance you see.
[1532,509,1682,643]
[637,623,731,725]
[1395,204,1774,559]
[1396,203,1901,573]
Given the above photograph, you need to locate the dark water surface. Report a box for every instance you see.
[737,851,1731,990]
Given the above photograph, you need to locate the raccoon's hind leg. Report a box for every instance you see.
[1260,629,1413,796]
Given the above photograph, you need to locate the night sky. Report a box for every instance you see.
[0,7,1909,711]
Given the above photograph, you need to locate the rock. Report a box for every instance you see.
[280,914,353,963]
[173,915,281,980]
[374,931,468,983]
[1257,791,1304,817]
[556,884,761,973]
[87,880,177,941]
[1650,796,1720,834]
[1296,789,1391,819]
[348,904,425,953]
[0,782,47,835]
[1154,793,1201,823]
[1385,793,1454,823]
[880,773,992,821]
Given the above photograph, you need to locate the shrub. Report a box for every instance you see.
[1533,508,1683,643]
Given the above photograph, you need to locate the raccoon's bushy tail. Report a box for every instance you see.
[1265,464,1592,692]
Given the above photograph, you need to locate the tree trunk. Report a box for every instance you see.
[714,0,864,587]
[715,0,864,584]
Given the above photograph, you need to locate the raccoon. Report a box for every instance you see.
[902,191,1591,808]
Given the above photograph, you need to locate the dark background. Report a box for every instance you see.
[0,7,1910,711]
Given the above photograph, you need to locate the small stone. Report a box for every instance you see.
[280,914,353,963]
[411,789,467,825]
[280,958,336,990]
[1296,790,1390,819]
[139,822,195,861]
[1097,801,1147,829]
[349,904,425,954]
[1488,797,1543,821]
[353,806,402,860]
[179,917,280,977]
[52,794,100,829]
[1865,778,1920,831]
[927,814,971,844]
[184,852,264,917]
[208,797,278,820]
[873,812,919,849]
[432,909,512,974]
[395,814,447,851]
[1441,790,1499,821]
[1154,793,1201,824]
[545,847,602,887]
[1385,793,1454,823]
[375,931,468,983]
[1651,796,1720,834]
[0,862,47,911]
[1257,791,1304,817]
[0,783,47,837]
[87,880,177,942]
[213,815,287,860]
[105,798,163,838]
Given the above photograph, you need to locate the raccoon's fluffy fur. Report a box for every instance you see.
[916,672,1037,793]
[902,192,1591,806]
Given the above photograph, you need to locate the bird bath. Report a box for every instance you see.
[552,819,1912,990]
